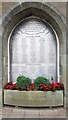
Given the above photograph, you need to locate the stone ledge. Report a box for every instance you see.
[4,90,64,107]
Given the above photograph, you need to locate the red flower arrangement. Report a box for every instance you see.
[50,82,64,91]
[4,82,19,90]
[40,84,51,92]
[4,82,64,92]
[39,82,64,92]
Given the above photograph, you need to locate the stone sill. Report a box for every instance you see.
[4,90,64,107]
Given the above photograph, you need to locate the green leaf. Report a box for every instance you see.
[16,76,32,89]
[34,76,50,90]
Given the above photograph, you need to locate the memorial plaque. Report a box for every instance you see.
[9,18,57,82]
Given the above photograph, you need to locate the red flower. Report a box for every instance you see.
[4,83,18,90]
[12,84,18,90]
[50,82,64,91]
[4,81,64,91]
[10,86,14,90]
[9,82,13,85]
[26,86,30,91]
[4,84,11,89]
[40,84,51,91]
[30,83,35,90]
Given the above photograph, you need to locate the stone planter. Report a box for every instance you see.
[4,90,64,107]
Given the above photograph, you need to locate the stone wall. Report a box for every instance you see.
[0,3,2,86]
[2,2,66,18]
[2,2,66,84]
[0,2,67,108]
[66,1,68,111]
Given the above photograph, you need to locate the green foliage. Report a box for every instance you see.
[34,76,50,89]
[16,76,31,89]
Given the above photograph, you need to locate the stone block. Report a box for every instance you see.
[12,5,22,15]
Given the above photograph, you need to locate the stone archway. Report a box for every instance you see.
[8,17,58,83]
[2,2,66,107]
[2,2,66,90]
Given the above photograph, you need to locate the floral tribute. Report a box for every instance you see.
[4,76,64,92]
[4,82,64,91]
